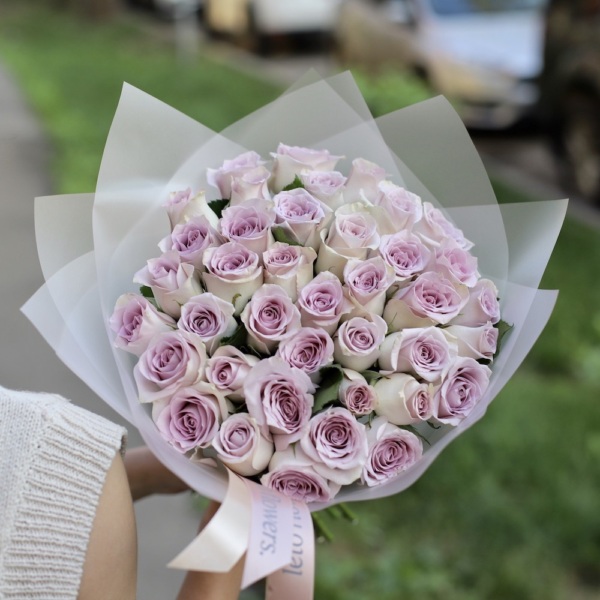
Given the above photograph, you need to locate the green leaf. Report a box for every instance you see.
[219,322,248,350]
[313,365,344,413]
[140,285,154,299]
[271,226,302,247]
[208,198,229,219]
[404,425,432,447]
[282,175,305,191]
[360,370,383,385]
[494,319,514,359]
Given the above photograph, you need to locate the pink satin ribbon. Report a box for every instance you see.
[169,469,314,600]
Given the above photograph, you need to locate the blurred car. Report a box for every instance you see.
[539,0,600,203]
[335,0,548,129]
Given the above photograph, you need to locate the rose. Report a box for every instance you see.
[373,373,434,425]
[446,322,498,361]
[201,241,263,314]
[205,346,260,401]
[297,271,353,335]
[300,170,347,210]
[298,407,368,485]
[338,369,377,416]
[219,199,275,255]
[450,279,501,326]
[383,271,469,331]
[414,201,473,250]
[261,446,341,503]
[378,327,458,383]
[270,143,342,191]
[134,251,202,319]
[110,293,176,356]
[374,180,423,230]
[333,314,388,372]
[133,330,207,404]
[240,284,302,354]
[230,165,271,205]
[434,240,480,288]
[343,257,395,317]
[243,357,315,450]
[435,357,492,425]
[212,413,274,476]
[262,242,317,302]
[272,188,331,249]
[177,293,237,354]
[206,150,264,199]
[276,327,334,375]
[378,230,432,282]
[158,216,222,270]
[164,188,219,229]
[362,417,423,487]
[343,158,387,203]
[152,382,228,452]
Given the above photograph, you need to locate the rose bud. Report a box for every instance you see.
[343,158,387,204]
[338,369,377,416]
[333,314,388,372]
[205,346,260,401]
[450,279,501,327]
[276,326,334,375]
[374,180,423,230]
[414,201,473,250]
[445,322,498,361]
[300,170,347,210]
[373,373,434,425]
[230,165,271,205]
[219,198,275,255]
[343,257,395,317]
[207,150,264,200]
[262,242,317,302]
[434,239,480,288]
[164,188,219,229]
[378,230,432,283]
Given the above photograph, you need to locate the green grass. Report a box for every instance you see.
[1,4,599,598]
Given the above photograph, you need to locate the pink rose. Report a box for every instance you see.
[373,373,434,425]
[343,257,395,317]
[262,242,317,302]
[207,150,264,199]
[110,293,175,356]
[152,383,228,452]
[273,188,331,249]
[414,202,473,250]
[134,251,202,318]
[379,230,432,282]
[297,271,353,335]
[299,407,368,485]
[230,165,271,205]
[333,314,388,372]
[434,240,480,288]
[212,413,274,476]
[338,370,377,416]
[158,216,222,270]
[205,346,260,401]
[300,170,347,210]
[435,357,492,425]
[243,357,315,450]
[378,327,458,383]
[164,189,219,229]
[219,199,275,255]
[270,143,342,191]
[343,158,387,203]
[276,327,334,374]
[446,322,498,361]
[240,284,302,354]
[362,417,423,487]
[133,330,207,404]
[177,293,237,354]
[450,279,500,326]
[201,241,263,314]
[374,181,423,230]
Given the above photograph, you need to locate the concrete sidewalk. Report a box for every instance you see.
[0,62,201,599]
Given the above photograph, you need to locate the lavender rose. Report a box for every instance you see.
[333,314,388,372]
[338,369,377,416]
[134,251,202,319]
[110,293,175,356]
[414,202,474,250]
[343,257,395,317]
[262,242,317,302]
[276,327,334,375]
[299,407,368,485]
[435,356,492,425]
[240,284,302,354]
[374,180,423,230]
[378,230,432,282]
[152,383,228,452]
[343,158,387,203]
[164,188,219,229]
[207,150,264,199]
[450,279,501,326]
[230,165,271,205]
[362,417,423,487]
[219,199,275,255]
[261,446,341,503]
[373,373,434,425]
[177,293,237,354]
[133,330,207,404]
[201,241,263,314]
[434,240,480,288]
[212,413,274,476]
[243,357,315,450]
[300,170,347,210]
[205,346,260,401]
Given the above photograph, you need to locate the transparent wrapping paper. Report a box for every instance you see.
[23,72,566,511]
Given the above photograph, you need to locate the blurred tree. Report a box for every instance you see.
[51,0,122,21]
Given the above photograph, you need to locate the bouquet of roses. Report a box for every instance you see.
[110,143,503,503]
[23,72,567,596]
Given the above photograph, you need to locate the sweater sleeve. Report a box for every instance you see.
[0,387,127,600]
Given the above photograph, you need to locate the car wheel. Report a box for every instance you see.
[561,91,600,204]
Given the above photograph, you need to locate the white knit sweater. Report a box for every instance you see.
[0,386,126,599]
